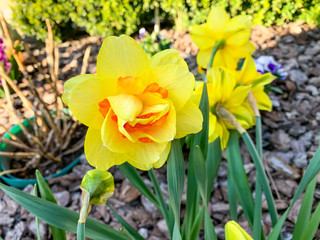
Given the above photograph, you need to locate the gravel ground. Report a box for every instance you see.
[1,22,320,239]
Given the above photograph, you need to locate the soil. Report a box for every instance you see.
[0,22,320,240]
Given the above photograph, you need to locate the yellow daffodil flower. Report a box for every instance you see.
[225,221,253,240]
[235,56,276,112]
[62,35,203,171]
[191,7,255,70]
[195,68,253,149]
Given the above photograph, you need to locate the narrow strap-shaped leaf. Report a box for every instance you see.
[34,184,42,240]
[107,202,144,240]
[242,132,280,232]
[148,168,173,236]
[227,169,238,221]
[204,211,217,240]
[253,116,264,240]
[194,146,208,202]
[183,82,209,238]
[227,131,254,228]
[300,199,320,240]
[189,205,205,240]
[118,162,159,210]
[167,139,185,223]
[268,147,320,240]
[172,221,182,240]
[206,139,222,204]
[36,170,67,240]
[292,175,317,240]
[0,183,129,240]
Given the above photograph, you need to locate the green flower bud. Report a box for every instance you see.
[80,169,114,205]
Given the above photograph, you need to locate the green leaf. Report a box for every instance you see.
[77,223,86,240]
[36,170,67,240]
[118,162,159,210]
[206,139,222,204]
[167,139,185,223]
[107,202,144,240]
[172,221,182,240]
[227,169,238,221]
[204,211,217,240]
[189,205,205,240]
[34,184,42,240]
[300,199,320,240]
[268,147,320,240]
[0,183,129,240]
[193,146,207,202]
[227,131,254,228]
[148,168,172,236]
[183,82,209,238]
[242,132,280,231]
[292,175,317,240]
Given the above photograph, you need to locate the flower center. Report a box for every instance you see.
[98,80,170,144]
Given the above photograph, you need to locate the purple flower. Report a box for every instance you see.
[139,28,147,38]
[255,56,287,80]
[0,37,11,85]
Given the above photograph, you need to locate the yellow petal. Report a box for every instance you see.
[208,113,219,143]
[227,41,255,59]
[175,100,203,138]
[153,142,171,168]
[252,86,272,111]
[62,74,96,105]
[129,142,171,170]
[67,77,115,129]
[101,109,135,153]
[219,120,230,150]
[207,7,229,34]
[223,85,250,108]
[84,128,127,170]
[236,56,259,85]
[127,141,168,166]
[197,48,211,68]
[226,29,251,47]
[97,35,150,79]
[108,95,143,122]
[225,15,252,38]
[143,64,195,111]
[225,221,253,240]
[150,49,188,69]
[228,105,255,129]
[252,73,277,87]
[190,24,215,50]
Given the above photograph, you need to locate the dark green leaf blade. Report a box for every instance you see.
[0,183,129,240]
[36,170,67,240]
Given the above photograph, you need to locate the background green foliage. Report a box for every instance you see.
[12,0,320,42]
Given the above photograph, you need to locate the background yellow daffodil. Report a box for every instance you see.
[225,221,253,240]
[235,56,277,112]
[194,68,254,149]
[191,7,255,70]
[63,35,203,171]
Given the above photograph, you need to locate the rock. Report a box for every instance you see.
[94,204,110,223]
[274,179,298,197]
[5,221,25,240]
[54,191,71,207]
[212,202,229,213]
[28,219,46,239]
[141,195,158,216]
[305,45,320,55]
[306,85,319,96]
[138,228,149,239]
[309,77,320,87]
[287,199,302,223]
[293,152,308,168]
[262,199,288,210]
[270,130,291,151]
[157,219,170,238]
[0,213,14,225]
[119,179,141,203]
[266,154,300,179]
[289,69,308,86]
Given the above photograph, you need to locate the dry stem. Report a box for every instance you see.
[81,46,92,74]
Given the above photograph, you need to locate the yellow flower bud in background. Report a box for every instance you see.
[225,221,253,240]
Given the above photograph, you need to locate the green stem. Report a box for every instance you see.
[241,132,280,232]
[148,168,173,237]
[208,40,225,68]
[253,116,263,240]
[76,223,85,240]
